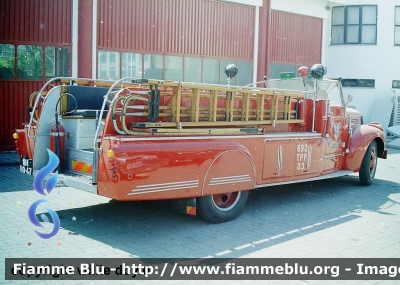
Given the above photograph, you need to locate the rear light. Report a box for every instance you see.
[13,132,20,154]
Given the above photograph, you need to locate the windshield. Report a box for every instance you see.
[317,80,343,105]
[266,78,343,105]
[266,78,313,91]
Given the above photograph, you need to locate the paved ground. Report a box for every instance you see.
[1,147,399,284]
[387,137,400,150]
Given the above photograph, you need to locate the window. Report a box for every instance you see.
[184,57,201,82]
[165,55,183,81]
[237,61,252,86]
[283,64,296,73]
[203,58,219,84]
[122,53,142,78]
[0,44,15,79]
[45,47,70,78]
[98,51,120,80]
[99,51,251,85]
[331,5,377,44]
[144,54,163,79]
[269,63,307,79]
[341,79,375,88]
[1,44,70,80]
[393,80,400,88]
[396,7,400,45]
[17,45,43,79]
[269,63,282,79]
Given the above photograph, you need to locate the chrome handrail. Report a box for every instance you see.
[93,77,141,151]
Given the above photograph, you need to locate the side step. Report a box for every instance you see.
[58,172,97,194]
[256,170,354,189]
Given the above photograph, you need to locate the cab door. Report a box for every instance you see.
[262,135,323,180]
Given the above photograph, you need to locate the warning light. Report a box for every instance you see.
[107,149,115,158]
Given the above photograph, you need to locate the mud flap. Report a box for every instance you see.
[170,198,197,216]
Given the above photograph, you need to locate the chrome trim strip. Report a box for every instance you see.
[209,175,251,186]
[323,153,344,160]
[306,145,312,171]
[264,136,322,142]
[136,180,199,188]
[210,174,250,180]
[128,186,198,196]
[276,145,283,176]
[134,182,199,192]
[129,180,199,195]
[209,179,251,186]
[262,133,322,138]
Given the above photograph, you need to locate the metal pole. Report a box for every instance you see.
[312,79,317,133]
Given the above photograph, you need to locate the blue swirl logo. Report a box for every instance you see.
[28,149,61,239]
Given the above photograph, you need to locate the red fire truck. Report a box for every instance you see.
[13,64,387,223]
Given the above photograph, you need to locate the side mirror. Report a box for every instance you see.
[345,94,353,106]
[348,94,353,103]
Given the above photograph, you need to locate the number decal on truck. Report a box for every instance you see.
[296,144,311,171]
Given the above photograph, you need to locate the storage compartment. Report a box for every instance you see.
[62,117,97,149]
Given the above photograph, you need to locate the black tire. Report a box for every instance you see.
[196,191,249,223]
[359,140,378,186]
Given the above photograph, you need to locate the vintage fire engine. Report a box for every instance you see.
[14,64,387,223]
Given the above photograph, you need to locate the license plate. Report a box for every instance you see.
[20,157,33,175]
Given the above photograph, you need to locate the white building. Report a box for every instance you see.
[273,0,400,129]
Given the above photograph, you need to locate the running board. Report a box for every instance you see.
[255,170,354,189]
[57,172,97,194]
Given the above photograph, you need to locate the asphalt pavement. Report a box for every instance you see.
[1,147,399,285]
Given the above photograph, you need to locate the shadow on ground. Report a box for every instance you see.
[54,175,399,258]
[0,152,34,192]
[2,150,399,258]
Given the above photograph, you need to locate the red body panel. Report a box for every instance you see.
[14,124,36,159]
[96,129,363,201]
[98,138,257,201]
[345,124,386,172]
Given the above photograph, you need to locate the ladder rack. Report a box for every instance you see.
[110,79,307,136]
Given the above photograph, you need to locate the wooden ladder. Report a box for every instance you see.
[112,79,306,135]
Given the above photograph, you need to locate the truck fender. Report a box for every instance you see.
[345,123,386,172]
[201,150,256,196]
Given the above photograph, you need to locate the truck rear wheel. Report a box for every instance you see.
[359,140,377,186]
[196,191,249,223]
